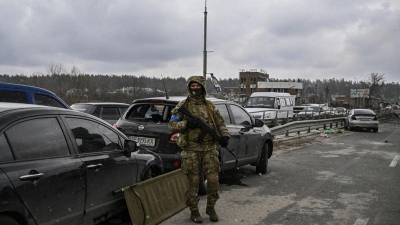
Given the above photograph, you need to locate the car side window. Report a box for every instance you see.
[65,118,122,153]
[34,94,65,108]
[5,118,70,160]
[0,90,27,103]
[230,104,252,126]
[0,134,13,162]
[215,104,231,124]
[101,107,120,120]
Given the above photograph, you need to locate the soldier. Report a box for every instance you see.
[169,76,230,223]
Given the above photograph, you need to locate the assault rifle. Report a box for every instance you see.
[177,106,223,143]
[177,106,239,170]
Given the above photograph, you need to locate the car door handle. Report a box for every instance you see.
[19,173,44,181]
[86,163,103,169]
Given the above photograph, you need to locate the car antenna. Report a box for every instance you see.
[161,74,169,99]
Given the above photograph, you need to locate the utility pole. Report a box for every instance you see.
[203,0,207,80]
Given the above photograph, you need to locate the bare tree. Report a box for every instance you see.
[71,65,81,76]
[48,63,65,75]
[369,73,384,97]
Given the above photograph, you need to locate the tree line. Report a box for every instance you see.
[0,73,398,105]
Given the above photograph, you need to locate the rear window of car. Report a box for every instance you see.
[71,104,95,113]
[119,106,128,115]
[0,90,27,103]
[354,109,375,115]
[126,103,172,122]
[101,107,120,120]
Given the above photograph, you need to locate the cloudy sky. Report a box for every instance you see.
[0,0,399,81]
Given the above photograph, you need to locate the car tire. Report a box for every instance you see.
[256,143,269,175]
[0,215,21,225]
[373,128,378,133]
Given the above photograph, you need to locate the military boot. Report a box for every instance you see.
[206,207,219,222]
[190,210,203,223]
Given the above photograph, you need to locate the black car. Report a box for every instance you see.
[114,96,274,174]
[70,102,129,124]
[0,103,162,225]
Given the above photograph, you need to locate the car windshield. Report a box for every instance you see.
[245,97,275,108]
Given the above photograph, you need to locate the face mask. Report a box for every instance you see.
[191,89,202,97]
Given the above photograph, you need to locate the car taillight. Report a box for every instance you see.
[351,115,356,120]
[169,132,180,143]
[172,159,181,169]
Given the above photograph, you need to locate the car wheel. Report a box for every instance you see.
[373,128,378,133]
[0,215,21,225]
[256,143,269,175]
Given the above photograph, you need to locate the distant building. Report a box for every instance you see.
[257,81,303,97]
[239,70,269,96]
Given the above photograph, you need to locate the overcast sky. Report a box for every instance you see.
[0,0,399,82]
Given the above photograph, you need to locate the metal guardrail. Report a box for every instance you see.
[270,117,346,136]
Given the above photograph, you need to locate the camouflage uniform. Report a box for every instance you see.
[169,76,229,218]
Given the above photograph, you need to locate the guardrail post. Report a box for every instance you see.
[297,131,300,136]
[323,124,326,130]
[285,130,289,137]
[308,127,311,133]
[335,122,338,128]
[330,123,332,128]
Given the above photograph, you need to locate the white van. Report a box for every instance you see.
[244,92,296,120]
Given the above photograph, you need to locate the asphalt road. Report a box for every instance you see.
[159,122,400,225]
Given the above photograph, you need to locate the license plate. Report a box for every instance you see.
[128,136,156,147]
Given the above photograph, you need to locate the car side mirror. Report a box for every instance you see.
[254,118,264,127]
[123,139,137,157]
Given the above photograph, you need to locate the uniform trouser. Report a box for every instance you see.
[181,149,220,211]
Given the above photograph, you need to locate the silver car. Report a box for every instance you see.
[345,109,379,132]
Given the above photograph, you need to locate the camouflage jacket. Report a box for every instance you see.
[168,76,229,150]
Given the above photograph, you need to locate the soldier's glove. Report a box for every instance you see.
[219,136,230,148]
[186,117,201,129]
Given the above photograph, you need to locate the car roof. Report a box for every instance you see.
[0,103,105,130]
[71,102,129,106]
[249,92,292,97]
[0,82,57,95]
[132,96,229,105]
[0,102,45,113]
[353,108,375,114]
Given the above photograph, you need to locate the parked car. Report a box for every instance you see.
[244,92,296,120]
[114,96,274,174]
[71,102,129,124]
[294,106,323,119]
[0,82,70,108]
[0,103,162,225]
[345,108,379,132]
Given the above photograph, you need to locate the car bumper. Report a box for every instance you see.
[349,121,379,129]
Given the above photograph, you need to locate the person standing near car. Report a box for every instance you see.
[169,76,230,223]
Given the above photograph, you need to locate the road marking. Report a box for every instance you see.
[389,155,400,167]
[354,218,369,225]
